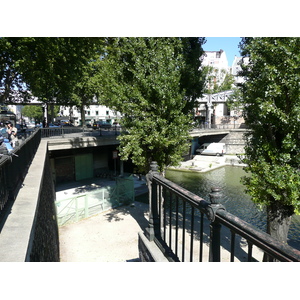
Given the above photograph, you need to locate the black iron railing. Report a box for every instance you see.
[146,161,300,262]
[0,129,41,219]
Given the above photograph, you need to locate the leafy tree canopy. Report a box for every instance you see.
[238,37,300,244]
[102,37,205,173]
[21,105,44,122]
[0,37,104,105]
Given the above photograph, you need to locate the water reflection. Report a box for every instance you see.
[166,166,300,250]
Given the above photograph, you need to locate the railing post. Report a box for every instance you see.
[208,187,224,262]
[145,161,160,242]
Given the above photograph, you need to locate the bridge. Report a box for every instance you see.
[0,128,299,262]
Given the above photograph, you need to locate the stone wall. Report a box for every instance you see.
[29,154,60,262]
[196,130,247,155]
[0,141,60,262]
[221,129,246,154]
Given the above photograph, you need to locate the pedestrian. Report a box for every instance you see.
[5,121,18,147]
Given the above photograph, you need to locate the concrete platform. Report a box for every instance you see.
[59,201,150,262]
[168,154,246,173]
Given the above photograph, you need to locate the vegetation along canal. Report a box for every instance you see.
[165,166,300,251]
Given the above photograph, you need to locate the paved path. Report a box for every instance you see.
[59,201,149,262]
[57,162,264,262]
[57,175,149,262]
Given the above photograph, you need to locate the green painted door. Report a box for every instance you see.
[75,153,93,181]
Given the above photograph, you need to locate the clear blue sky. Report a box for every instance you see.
[202,37,242,67]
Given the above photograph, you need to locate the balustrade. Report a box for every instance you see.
[146,161,300,262]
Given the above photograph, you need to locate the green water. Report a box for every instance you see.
[165,166,300,250]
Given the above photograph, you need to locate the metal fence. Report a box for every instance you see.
[0,129,41,219]
[40,126,122,139]
[55,175,134,226]
[147,161,300,262]
[193,123,247,130]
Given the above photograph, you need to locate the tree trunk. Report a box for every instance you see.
[80,104,85,127]
[263,203,293,261]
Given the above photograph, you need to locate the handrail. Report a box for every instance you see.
[40,126,122,139]
[152,173,209,211]
[216,210,300,262]
[0,129,41,219]
[147,161,300,262]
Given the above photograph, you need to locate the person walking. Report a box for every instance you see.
[5,121,18,147]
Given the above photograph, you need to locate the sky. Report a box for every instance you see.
[202,37,242,67]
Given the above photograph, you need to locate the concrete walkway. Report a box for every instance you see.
[58,158,263,262]
[59,201,149,262]
[168,154,245,173]
[58,175,149,262]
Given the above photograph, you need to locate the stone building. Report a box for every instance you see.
[59,105,122,126]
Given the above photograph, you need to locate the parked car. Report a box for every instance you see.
[61,123,74,127]
[48,123,60,128]
[93,121,112,129]
[196,143,226,156]
[26,122,35,129]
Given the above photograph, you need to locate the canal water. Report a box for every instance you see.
[165,166,300,251]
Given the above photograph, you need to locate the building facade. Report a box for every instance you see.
[230,56,249,85]
[59,105,122,126]
[201,49,229,89]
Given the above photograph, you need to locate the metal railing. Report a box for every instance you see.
[146,161,300,262]
[192,123,247,130]
[55,176,134,226]
[40,125,122,139]
[0,129,41,219]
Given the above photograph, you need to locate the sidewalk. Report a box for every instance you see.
[58,162,264,262]
[58,175,149,262]
[59,201,149,262]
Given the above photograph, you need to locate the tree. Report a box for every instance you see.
[203,66,234,94]
[64,38,107,126]
[219,72,235,92]
[238,37,300,252]
[0,37,34,103]
[21,105,44,122]
[103,37,205,173]
[0,38,104,123]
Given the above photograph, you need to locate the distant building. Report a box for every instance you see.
[201,49,229,89]
[230,56,249,85]
[59,105,122,126]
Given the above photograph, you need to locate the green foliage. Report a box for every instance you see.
[21,105,43,121]
[103,37,205,173]
[238,37,300,215]
[203,66,234,94]
[0,37,33,102]
[0,37,104,105]
[219,73,235,92]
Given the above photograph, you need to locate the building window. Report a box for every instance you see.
[106,111,109,115]
[96,111,99,115]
